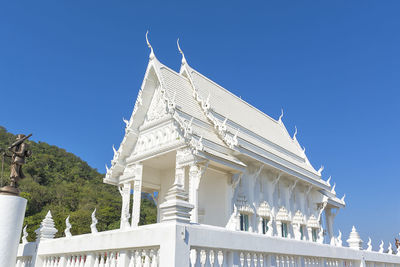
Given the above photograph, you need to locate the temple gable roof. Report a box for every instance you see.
[105,45,338,194]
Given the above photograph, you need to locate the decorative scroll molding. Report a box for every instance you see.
[65,216,72,237]
[133,123,179,156]
[91,209,98,234]
[22,225,28,244]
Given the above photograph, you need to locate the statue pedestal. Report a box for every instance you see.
[0,194,27,267]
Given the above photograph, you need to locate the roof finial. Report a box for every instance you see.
[278,108,284,123]
[145,30,155,60]
[177,38,187,65]
[317,165,324,175]
[293,126,297,140]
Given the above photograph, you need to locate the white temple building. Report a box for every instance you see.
[104,36,344,243]
[14,35,400,267]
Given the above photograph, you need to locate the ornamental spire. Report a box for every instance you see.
[177,38,187,65]
[145,30,155,60]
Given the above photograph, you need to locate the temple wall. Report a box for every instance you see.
[198,169,229,227]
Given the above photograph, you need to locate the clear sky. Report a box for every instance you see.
[1,1,399,248]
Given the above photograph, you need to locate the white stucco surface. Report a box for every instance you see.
[0,194,27,267]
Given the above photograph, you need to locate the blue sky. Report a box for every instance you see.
[1,1,399,247]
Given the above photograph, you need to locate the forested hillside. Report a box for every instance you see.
[0,127,156,241]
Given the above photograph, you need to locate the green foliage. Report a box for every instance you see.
[0,127,157,241]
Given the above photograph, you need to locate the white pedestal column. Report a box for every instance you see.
[0,194,27,267]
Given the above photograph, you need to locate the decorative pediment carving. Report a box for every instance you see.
[276,207,290,222]
[257,201,271,218]
[144,87,168,125]
[236,194,254,214]
[133,123,179,156]
[292,210,305,225]
[307,214,319,228]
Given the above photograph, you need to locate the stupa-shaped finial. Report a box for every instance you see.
[146,30,155,60]
[347,226,363,250]
[177,38,187,65]
[35,210,58,241]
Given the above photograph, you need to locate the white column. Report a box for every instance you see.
[119,183,131,229]
[189,164,202,223]
[131,164,143,227]
[0,195,27,267]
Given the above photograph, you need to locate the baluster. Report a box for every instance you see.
[150,249,158,267]
[246,253,251,267]
[104,252,110,267]
[109,253,115,267]
[259,254,264,267]
[217,251,224,267]
[135,250,142,267]
[65,256,71,267]
[190,249,197,267]
[99,253,105,267]
[143,250,150,267]
[93,254,100,267]
[200,249,207,267]
[127,251,134,267]
[296,257,302,267]
[276,255,280,267]
[240,252,245,267]
[253,254,258,267]
[286,256,290,267]
[79,255,85,267]
[209,250,215,266]
[73,256,78,267]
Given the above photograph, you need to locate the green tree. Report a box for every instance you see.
[0,127,157,241]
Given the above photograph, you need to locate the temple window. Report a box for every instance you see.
[261,218,269,234]
[281,222,288,238]
[240,213,249,231]
[300,225,305,240]
[312,228,318,242]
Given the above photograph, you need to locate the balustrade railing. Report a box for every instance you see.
[15,210,400,267]
[188,248,362,267]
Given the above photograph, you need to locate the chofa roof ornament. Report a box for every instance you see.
[278,108,284,124]
[177,38,187,65]
[145,30,155,60]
